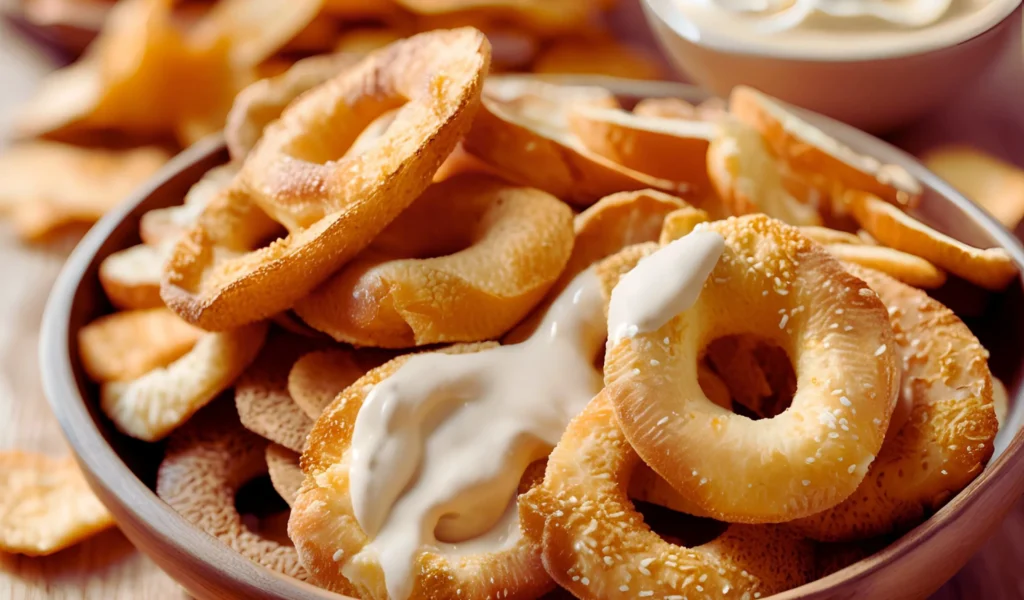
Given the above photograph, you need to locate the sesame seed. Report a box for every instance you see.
[603,556,614,566]
[619,585,629,592]
[657,416,669,426]
[640,558,655,568]
[806,457,815,464]
[568,496,578,504]
[802,480,810,486]
[608,511,625,518]
[692,469,699,476]
[723,585,731,594]
[699,477,708,485]
[874,344,887,356]
[699,574,708,583]
[779,314,789,329]
[835,309,845,315]
[942,469,948,475]
[697,585,704,592]
[828,432,839,439]
[663,337,671,345]
[639,592,654,598]
[844,325,853,331]
[650,359,660,367]
[572,576,580,582]
[639,566,651,576]
[553,510,564,517]
[824,341,831,349]
[332,549,345,562]
[632,368,641,375]
[829,323,839,330]
[840,396,852,407]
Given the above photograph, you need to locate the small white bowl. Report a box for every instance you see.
[641,0,1022,133]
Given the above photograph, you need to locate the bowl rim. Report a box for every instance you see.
[41,80,1024,600]
[641,0,1023,62]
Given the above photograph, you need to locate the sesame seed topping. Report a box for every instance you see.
[874,344,887,356]
[840,396,852,407]
[699,477,708,485]
[657,416,669,426]
[806,457,815,464]
[620,585,629,592]
[640,558,655,568]
[699,574,708,583]
[581,577,590,585]
[632,368,641,375]
[828,432,840,439]
[779,314,789,329]
[639,592,654,598]
[802,480,810,486]
[603,556,614,566]
[848,465,856,474]
[650,359,660,366]
[835,309,845,315]
[942,469,948,475]
[332,549,345,562]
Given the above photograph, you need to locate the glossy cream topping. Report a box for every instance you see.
[666,0,1010,58]
[608,230,726,344]
[346,269,606,600]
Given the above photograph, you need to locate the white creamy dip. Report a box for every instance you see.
[661,0,1015,58]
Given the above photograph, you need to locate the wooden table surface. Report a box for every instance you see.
[1,8,1023,600]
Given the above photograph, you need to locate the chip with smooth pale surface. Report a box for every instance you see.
[0,452,115,556]
[78,307,204,383]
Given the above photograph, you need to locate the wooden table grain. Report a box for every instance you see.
[0,9,1022,600]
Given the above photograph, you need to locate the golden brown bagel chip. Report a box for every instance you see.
[163,29,490,331]
[846,190,1017,290]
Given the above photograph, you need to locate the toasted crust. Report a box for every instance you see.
[519,394,815,599]
[78,308,203,383]
[289,343,553,599]
[101,322,267,441]
[266,444,303,507]
[235,332,324,453]
[463,78,684,205]
[792,265,998,541]
[826,244,947,289]
[163,29,491,331]
[287,348,382,420]
[568,105,714,190]
[605,215,898,522]
[846,190,1017,290]
[224,53,360,160]
[294,174,574,347]
[156,401,308,580]
[730,86,921,208]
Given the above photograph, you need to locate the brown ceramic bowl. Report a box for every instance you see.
[41,80,1024,600]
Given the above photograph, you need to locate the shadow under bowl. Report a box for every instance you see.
[41,80,1024,600]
